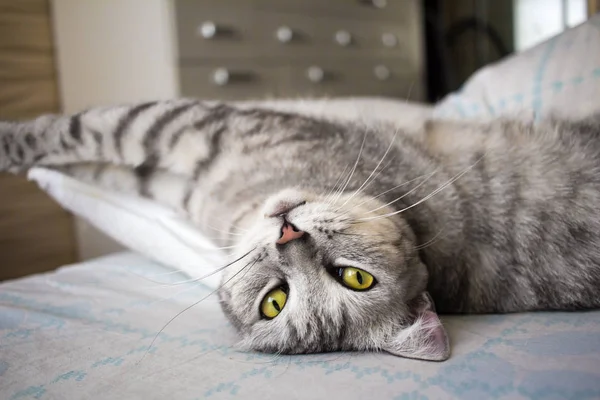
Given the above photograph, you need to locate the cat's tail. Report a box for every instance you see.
[0,99,231,177]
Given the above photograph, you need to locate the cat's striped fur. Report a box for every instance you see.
[2,99,600,361]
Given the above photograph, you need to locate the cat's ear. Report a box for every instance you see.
[383,292,450,361]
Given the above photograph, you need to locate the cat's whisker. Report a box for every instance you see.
[128,273,206,288]
[350,156,396,201]
[124,269,196,287]
[181,240,242,251]
[208,214,249,233]
[414,224,448,251]
[325,163,354,208]
[136,247,257,287]
[135,347,221,377]
[148,214,235,254]
[201,243,242,251]
[334,231,386,238]
[188,237,242,249]
[151,216,244,255]
[346,156,483,218]
[240,350,286,365]
[335,130,398,211]
[124,268,188,279]
[188,241,240,252]
[359,168,439,216]
[342,172,435,217]
[274,354,293,378]
[358,153,487,222]
[140,282,207,307]
[139,250,261,362]
[323,163,351,206]
[334,155,396,215]
[331,131,368,205]
[404,81,415,103]
[227,223,249,233]
[206,223,245,237]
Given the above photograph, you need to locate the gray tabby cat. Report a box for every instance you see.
[2,99,600,362]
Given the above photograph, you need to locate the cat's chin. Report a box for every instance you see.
[260,187,317,218]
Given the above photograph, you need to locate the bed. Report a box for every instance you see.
[2,253,600,399]
[2,14,600,400]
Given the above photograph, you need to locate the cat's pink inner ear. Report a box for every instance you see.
[383,292,451,361]
[420,310,450,359]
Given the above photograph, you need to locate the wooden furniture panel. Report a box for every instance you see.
[0,0,76,280]
[256,0,414,21]
[180,56,422,99]
[180,63,284,100]
[0,80,59,120]
[0,0,49,15]
[174,0,424,101]
[176,5,411,60]
[0,50,56,79]
[0,12,53,51]
[286,60,422,98]
[176,0,414,22]
[0,175,76,280]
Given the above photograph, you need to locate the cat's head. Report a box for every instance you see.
[218,188,450,361]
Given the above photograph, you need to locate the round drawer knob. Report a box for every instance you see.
[276,26,294,43]
[334,30,352,47]
[306,66,325,83]
[374,65,391,81]
[381,32,398,47]
[198,21,218,39]
[212,68,230,86]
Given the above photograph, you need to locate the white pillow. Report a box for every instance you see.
[435,14,600,120]
[28,168,226,288]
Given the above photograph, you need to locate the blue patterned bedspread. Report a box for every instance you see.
[1,253,599,400]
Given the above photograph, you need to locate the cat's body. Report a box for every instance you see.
[2,99,599,360]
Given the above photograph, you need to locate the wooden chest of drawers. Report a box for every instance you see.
[174,0,425,100]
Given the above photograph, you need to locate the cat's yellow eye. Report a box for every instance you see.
[261,287,288,319]
[340,267,375,290]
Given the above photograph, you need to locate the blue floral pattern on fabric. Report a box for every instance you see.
[1,253,599,399]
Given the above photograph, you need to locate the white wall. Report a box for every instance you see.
[51,0,180,259]
[514,0,587,51]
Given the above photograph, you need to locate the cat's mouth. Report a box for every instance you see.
[262,187,309,219]
[266,200,306,218]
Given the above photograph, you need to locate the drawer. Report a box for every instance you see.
[175,3,415,60]
[255,0,419,22]
[175,0,419,23]
[286,61,424,99]
[178,60,424,101]
[179,64,286,100]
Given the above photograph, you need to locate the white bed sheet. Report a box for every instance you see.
[2,252,600,400]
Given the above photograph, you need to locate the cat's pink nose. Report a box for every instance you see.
[276,222,304,245]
